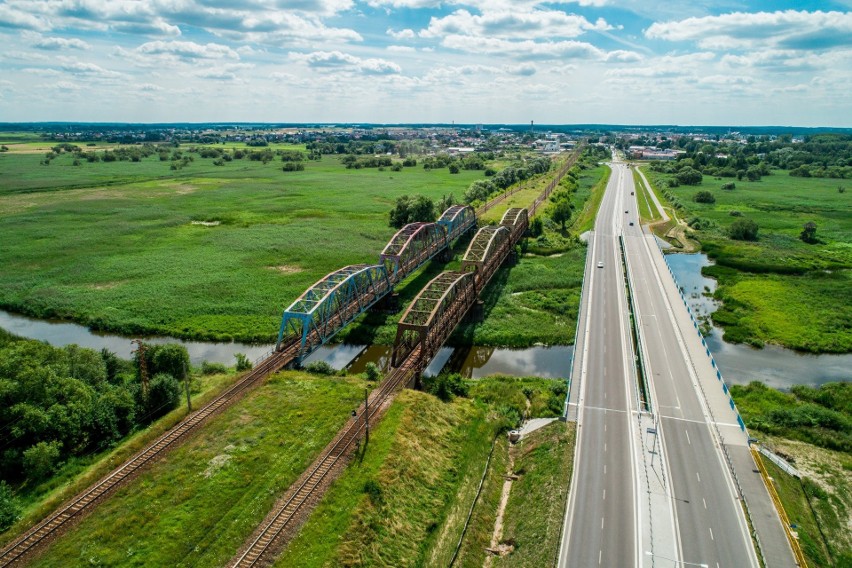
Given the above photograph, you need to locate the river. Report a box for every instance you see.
[1,254,848,387]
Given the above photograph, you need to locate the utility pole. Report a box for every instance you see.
[132,340,149,399]
[184,360,192,413]
[364,388,370,445]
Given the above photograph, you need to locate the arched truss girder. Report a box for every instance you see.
[380,222,448,281]
[277,263,391,360]
[391,271,476,368]
[500,207,529,240]
[437,205,476,242]
[461,225,511,269]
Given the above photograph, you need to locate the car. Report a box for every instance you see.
[629,222,634,226]
[597,261,604,268]
[625,210,629,214]
[631,191,634,195]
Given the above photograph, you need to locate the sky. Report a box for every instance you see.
[0,0,851,126]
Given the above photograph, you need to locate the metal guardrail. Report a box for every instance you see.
[751,445,808,567]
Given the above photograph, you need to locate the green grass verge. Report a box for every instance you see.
[28,372,368,567]
[632,167,660,223]
[573,164,611,234]
[642,167,851,353]
[493,421,576,567]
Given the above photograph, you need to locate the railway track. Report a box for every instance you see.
[231,355,419,568]
[0,342,300,567]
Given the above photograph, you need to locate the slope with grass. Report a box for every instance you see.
[27,371,368,568]
[273,376,567,567]
[731,381,851,566]
[641,167,852,353]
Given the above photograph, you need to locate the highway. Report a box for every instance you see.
[561,154,763,567]
[620,159,759,568]
[559,160,641,567]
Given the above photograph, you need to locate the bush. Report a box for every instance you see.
[201,361,228,375]
[448,163,460,174]
[282,162,305,172]
[721,182,736,190]
[23,440,63,481]
[0,481,19,531]
[693,190,716,204]
[364,362,382,382]
[729,218,759,241]
[235,353,253,372]
[140,373,182,422]
[529,216,544,237]
[676,167,703,185]
[422,373,469,402]
[304,360,336,375]
[729,210,742,216]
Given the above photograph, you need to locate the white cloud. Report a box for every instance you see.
[387,45,417,53]
[136,40,239,60]
[387,28,415,40]
[605,49,643,62]
[421,9,612,40]
[31,35,91,50]
[441,34,604,60]
[139,83,163,91]
[289,50,401,74]
[646,10,852,51]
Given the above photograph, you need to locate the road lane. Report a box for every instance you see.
[560,159,640,568]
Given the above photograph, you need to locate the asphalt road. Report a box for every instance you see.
[560,156,759,567]
[559,160,640,568]
[620,162,759,568]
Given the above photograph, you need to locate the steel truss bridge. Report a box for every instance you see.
[276,204,476,363]
[231,207,529,568]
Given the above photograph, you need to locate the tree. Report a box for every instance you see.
[800,221,818,244]
[23,440,62,481]
[693,191,716,204]
[676,166,703,185]
[388,195,436,228]
[550,198,574,230]
[139,373,181,422]
[729,218,759,241]
[0,481,19,531]
[448,163,460,174]
[235,353,252,372]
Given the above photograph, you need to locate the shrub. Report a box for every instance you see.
[676,167,703,185]
[282,162,305,172]
[364,362,382,382]
[448,163,460,174]
[304,360,336,375]
[23,440,63,481]
[729,218,759,241]
[140,373,182,422]
[729,210,742,216]
[201,361,228,375]
[402,158,417,167]
[721,182,736,190]
[693,190,716,204]
[235,353,253,372]
[422,373,469,402]
[0,481,19,531]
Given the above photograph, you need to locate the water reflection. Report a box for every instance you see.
[666,254,852,389]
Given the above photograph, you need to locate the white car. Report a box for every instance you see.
[597,261,604,268]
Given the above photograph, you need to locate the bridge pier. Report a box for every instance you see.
[437,247,453,263]
[466,299,485,323]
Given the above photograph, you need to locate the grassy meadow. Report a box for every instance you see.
[27,371,370,567]
[642,167,851,353]
[0,147,483,343]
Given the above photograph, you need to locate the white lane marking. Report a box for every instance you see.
[602,517,605,530]
[685,430,691,445]
[709,527,714,541]
[603,489,606,500]
[703,498,707,509]
[604,465,607,475]
[583,404,628,413]
[605,423,607,432]
[599,550,603,565]
[696,471,701,483]
[604,443,607,452]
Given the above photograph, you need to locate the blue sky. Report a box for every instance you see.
[0,0,850,126]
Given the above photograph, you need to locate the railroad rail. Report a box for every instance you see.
[231,208,530,567]
[0,341,300,567]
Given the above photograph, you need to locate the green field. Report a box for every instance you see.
[27,371,370,567]
[0,149,483,343]
[642,167,852,353]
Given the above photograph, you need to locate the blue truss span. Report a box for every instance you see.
[276,205,476,362]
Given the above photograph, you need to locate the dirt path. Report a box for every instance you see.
[484,451,515,567]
